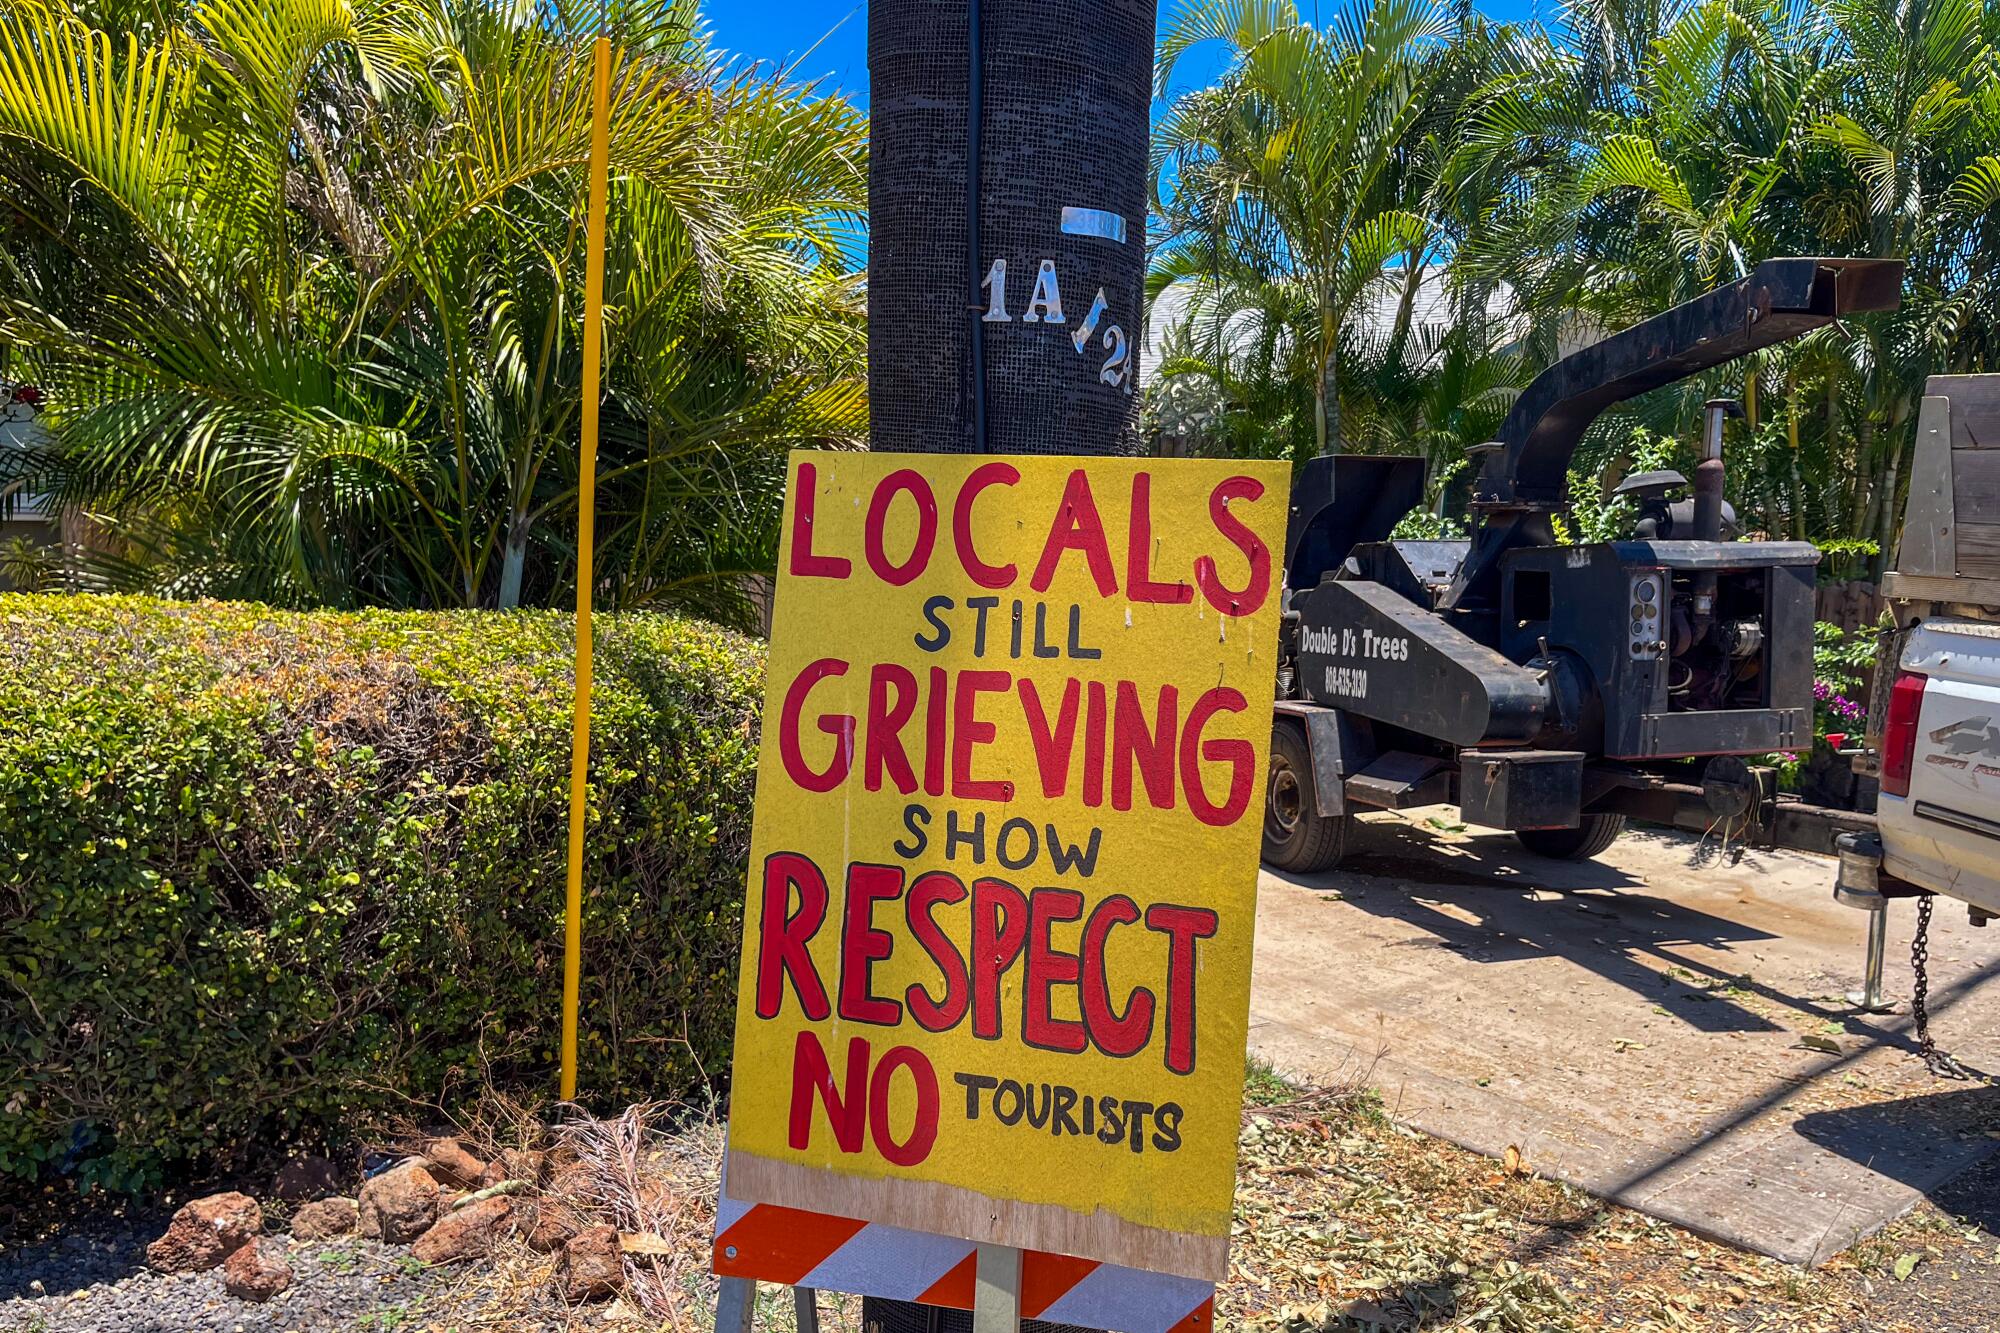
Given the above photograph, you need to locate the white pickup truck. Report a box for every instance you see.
[1838,376,2000,1070]
[1868,618,2000,913]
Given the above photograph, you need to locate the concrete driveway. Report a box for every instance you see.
[1247,811,2000,1266]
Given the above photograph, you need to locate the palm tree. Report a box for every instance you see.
[0,0,865,618]
[1452,1,1807,355]
[1151,0,1465,459]
[1144,272,1319,461]
[1797,0,2000,571]
[1451,0,2000,551]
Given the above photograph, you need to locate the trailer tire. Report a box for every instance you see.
[1263,722,1348,874]
[1516,814,1625,861]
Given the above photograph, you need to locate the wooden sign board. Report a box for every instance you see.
[722,451,1289,1281]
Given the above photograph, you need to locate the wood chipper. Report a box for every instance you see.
[1264,256,1902,872]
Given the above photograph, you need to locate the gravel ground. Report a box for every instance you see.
[0,1220,451,1333]
[1858,1150,2000,1333]
[6,1092,1992,1332]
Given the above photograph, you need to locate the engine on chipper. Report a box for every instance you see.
[1265,257,1904,873]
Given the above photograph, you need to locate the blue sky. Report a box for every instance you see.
[704,1,1553,106]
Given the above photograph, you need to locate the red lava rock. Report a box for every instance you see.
[146,1192,262,1274]
[411,1196,515,1264]
[525,1199,583,1253]
[272,1155,342,1202]
[422,1138,491,1191]
[478,1147,547,1189]
[563,1224,625,1301]
[356,1162,439,1244]
[222,1239,292,1302]
[289,1196,358,1242]
[504,1148,547,1185]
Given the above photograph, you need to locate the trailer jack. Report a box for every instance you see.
[1833,851,1898,1014]
[1832,831,1925,1009]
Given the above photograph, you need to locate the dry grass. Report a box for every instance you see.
[1224,1078,1991,1332]
[387,1080,1993,1333]
[404,1099,721,1332]
[550,1102,723,1322]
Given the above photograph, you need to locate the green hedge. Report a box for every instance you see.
[0,595,763,1190]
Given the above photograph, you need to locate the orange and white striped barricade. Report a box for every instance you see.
[712,1191,1215,1331]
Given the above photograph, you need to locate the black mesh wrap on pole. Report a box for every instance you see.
[867,0,1153,457]
[859,1,1151,1328]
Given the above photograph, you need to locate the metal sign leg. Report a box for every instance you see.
[972,1243,1022,1333]
[794,1286,821,1333]
[716,1276,757,1332]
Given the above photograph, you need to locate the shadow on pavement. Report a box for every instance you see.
[1269,816,1795,1033]
[1795,1086,2000,1234]
[1264,813,2000,1267]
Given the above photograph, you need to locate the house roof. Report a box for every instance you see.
[1141,265,1523,381]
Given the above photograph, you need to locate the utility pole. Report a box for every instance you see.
[864,0,1152,1327]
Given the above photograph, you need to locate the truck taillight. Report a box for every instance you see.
[1880,670,1928,798]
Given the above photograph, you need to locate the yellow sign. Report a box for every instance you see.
[724,451,1290,1281]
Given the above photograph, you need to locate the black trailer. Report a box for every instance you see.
[1265,257,1899,873]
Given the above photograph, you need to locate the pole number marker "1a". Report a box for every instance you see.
[981,257,1131,391]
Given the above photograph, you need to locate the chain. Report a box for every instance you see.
[1910,894,1978,1081]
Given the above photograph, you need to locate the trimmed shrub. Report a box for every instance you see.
[0,595,763,1190]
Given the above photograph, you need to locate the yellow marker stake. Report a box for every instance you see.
[561,32,613,1103]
